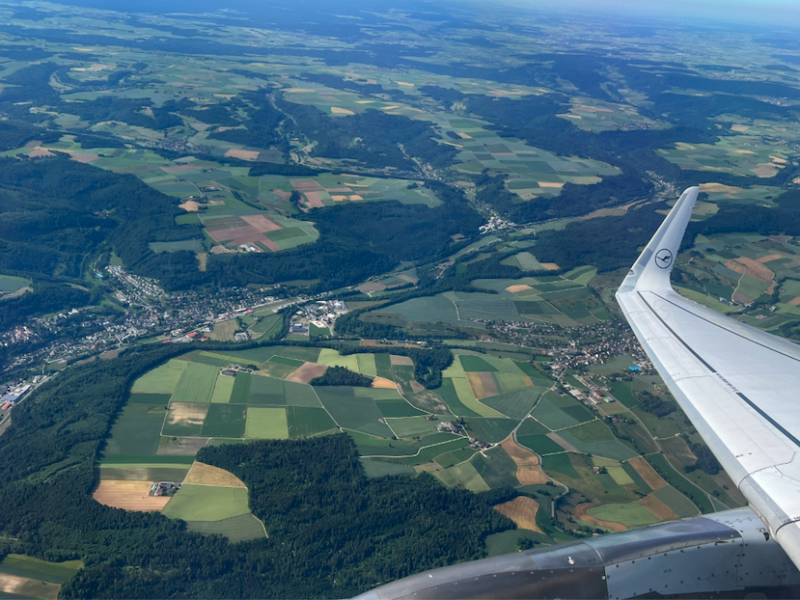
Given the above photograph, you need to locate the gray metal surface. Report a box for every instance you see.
[357,508,800,600]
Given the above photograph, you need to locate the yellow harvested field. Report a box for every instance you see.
[93,481,171,512]
[495,497,543,533]
[699,182,743,194]
[331,195,347,201]
[640,494,679,521]
[331,107,355,116]
[730,124,749,132]
[627,457,667,490]
[751,165,778,177]
[0,573,60,600]
[735,149,755,154]
[507,284,533,293]
[284,88,314,93]
[466,372,487,400]
[394,81,415,87]
[538,182,564,188]
[381,105,399,110]
[724,257,774,284]
[285,362,327,384]
[757,254,784,264]
[501,437,550,485]
[356,100,375,104]
[179,200,199,212]
[349,195,363,200]
[224,149,260,161]
[541,263,560,271]
[456,132,472,139]
[29,148,55,157]
[771,156,788,163]
[371,376,397,389]
[184,462,246,487]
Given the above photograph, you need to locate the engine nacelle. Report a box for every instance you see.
[356,508,800,599]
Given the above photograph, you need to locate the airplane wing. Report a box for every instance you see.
[616,186,800,570]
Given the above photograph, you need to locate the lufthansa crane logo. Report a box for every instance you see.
[655,248,673,269]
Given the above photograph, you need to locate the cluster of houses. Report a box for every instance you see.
[150,482,181,497]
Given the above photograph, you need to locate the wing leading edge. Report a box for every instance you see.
[617,187,800,570]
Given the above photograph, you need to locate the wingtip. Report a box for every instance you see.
[618,186,699,296]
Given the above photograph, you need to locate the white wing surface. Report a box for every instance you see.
[617,187,800,570]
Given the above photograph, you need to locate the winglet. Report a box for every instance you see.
[617,186,699,295]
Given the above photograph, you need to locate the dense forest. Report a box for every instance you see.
[0,342,517,598]
[277,96,457,171]
[309,365,373,387]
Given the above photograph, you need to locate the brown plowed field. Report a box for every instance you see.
[574,502,627,532]
[502,437,549,485]
[184,462,246,487]
[724,257,774,284]
[495,497,543,533]
[639,494,679,521]
[93,481,171,512]
[628,457,667,490]
[242,215,281,233]
[478,372,499,397]
[390,355,413,366]
[285,362,327,384]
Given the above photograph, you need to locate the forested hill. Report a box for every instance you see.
[0,342,517,598]
[0,148,481,327]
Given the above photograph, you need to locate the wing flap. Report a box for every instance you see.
[617,187,800,570]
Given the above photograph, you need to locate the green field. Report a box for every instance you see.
[284,381,321,407]
[316,387,383,429]
[171,362,219,403]
[201,404,247,438]
[483,387,549,419]
[518,434,564,455]
[185,513,266,542]
[0,274,31,293]
[360,458,416,478]
[99,467,190,481]
[465,418,516,443]
[287,406,337,437]
[562,420,614,443]
[542,453,580,479]
[458,355,499,372]
[162,484,251,521]
[248,374,286,405]
[388,416,438,438]
[647,454,713,513]
[434,459,490,492]
[0,554,83,584]
[244,407,289,439]
[103,403,165,456]
[587,502,659,528]
[131,360,187,394]
[230,372,251,404]
[211,375,235,403]
[376,398,426,418]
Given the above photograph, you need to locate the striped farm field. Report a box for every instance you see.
[211,374,235,403]
[170,362,219,403]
